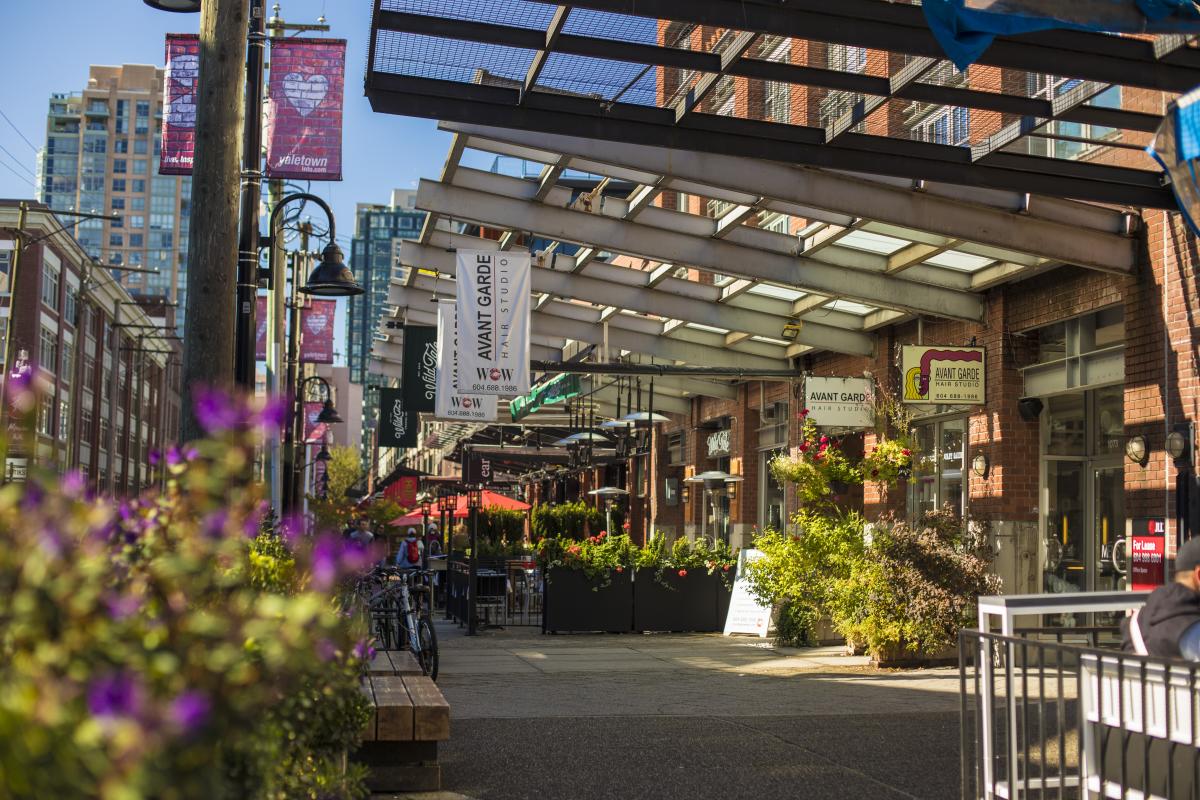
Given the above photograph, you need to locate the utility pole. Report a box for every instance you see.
[180,0,250,442]
[233,0,266,390]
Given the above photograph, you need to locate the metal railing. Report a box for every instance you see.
[446,559,543,629]
[960,628,1200,799]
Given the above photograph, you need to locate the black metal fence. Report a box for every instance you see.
[960,628,1200,799]
[446,559,543,629]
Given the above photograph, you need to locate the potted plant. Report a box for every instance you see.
[633,535,734,632]
[859,438,914,484]
[769,413,862,504]
[538,532,636,632]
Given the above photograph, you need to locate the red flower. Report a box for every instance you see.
[677,569,688,578]
[599,531,608,539]
[901,449,911,457]
[722,564,731,572]
[799,408,810,418]
[799,442,809,453]
[814,452,824,461]
[615,566,624,573]
[819,435,829,444]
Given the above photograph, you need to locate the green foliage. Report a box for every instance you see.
[530,500,603,540]
[479,507,526,546]
[746,511,866,645]
[0,391,373,799]
[538,531,736,590]
[859,438,914,485]
[746,507,1000,657]
[309,446,368,532]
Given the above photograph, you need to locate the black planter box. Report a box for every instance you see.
[543,567,633,633]
[633,568,723,632]
[715,573,733,628]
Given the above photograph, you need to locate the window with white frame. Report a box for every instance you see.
[828,44,867,73]
[912,106,971,147]
[908,417,966,521]
[1027,76,1122,159]
[41,259,60,310]
[39,327,58,374]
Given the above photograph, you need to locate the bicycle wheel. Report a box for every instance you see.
[416,617,439,681]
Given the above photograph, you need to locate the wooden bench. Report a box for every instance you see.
[356,674,450,793]
[367,648,423,677]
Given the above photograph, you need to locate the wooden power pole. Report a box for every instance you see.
[180,0,249,442]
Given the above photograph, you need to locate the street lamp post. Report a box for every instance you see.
[419,492,433,571]
[467,487,483,636]
[289,374,343,515]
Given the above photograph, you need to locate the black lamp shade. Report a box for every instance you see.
[316,399,343,424]
[301,243,363,297]
[1017,397,1044,421]
[315,446,332,462]
[143,0,202,10]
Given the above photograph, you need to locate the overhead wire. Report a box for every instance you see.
[0,107,39,153]
[0,142,35,177]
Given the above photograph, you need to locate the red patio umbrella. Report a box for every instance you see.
[388,490,530,526]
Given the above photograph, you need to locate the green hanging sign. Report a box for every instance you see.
[510,373,582,422]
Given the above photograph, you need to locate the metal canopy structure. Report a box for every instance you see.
[364,0,1194,207]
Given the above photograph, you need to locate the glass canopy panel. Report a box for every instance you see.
[924,250,996,272]
[747,284,805,301]
[561,8,660,46]
[372,30,535,84]
[838,229,910,255]
[826,300,876,315]
[535,53,660,105]
[381,0,558,29]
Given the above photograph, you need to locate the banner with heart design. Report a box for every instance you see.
[299,299,336,364]
[160,34,200,176]
[265,38,345,181]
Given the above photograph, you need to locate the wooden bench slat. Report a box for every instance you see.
[370,675,414,741]
[403,675,450,742]
[359,678,378,742]
[366,649,424,676]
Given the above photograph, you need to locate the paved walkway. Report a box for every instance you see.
[376,622,966,800]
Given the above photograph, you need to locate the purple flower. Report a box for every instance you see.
[195,388,243,434]
[148,449,161,467]
[169,690,211,733]
[62,470,86,498]
[202,510,228,540]
[311,535,339,591]
[352,639,377,661]
[184,445,199,462]
[39,527,63,558]
[105,593,141,619]
[165,445,184,467]
[20,482,44,511]
[256,396,289,433]
[278,513,306,544]
[316,638,337,662]
[87,672,143,719]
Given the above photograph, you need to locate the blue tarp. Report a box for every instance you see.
[922,0,1200,70]
[1149,86,1200,236]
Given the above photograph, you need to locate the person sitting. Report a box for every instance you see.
[395,527,424,570]
[1124,536,1200,659]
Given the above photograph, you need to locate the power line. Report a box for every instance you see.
[0,142,34,178]
[0,107,38,153]
[0,158,36,189]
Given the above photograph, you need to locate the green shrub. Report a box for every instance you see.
[479,507,525,546]
[0,388,372,799]
[530,500,603,540]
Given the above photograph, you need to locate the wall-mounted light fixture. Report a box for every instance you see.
[1125,435,1149,466]
[971,452,989,478]
[1167,425,1192,467]
[681,484,691,504]
[781,321,803,340]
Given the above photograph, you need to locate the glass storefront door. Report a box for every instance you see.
[1041,387,1126,621]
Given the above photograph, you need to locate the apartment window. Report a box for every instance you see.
[133,159,147,175]
[130,216,144,229]
[828,44,867,73]
[763,80,790,125]
[83,136,107,153]
[64,287,77,326]
[82,355,95,390]
[129,234,143,248]
[132,180,145,193]
[58,400,70,442]
[667,432,685,465]
[1028,77,1122,159]
[112,179,126,193]
[39,327,58,373]
[41,261,59,309]
[913,106,971,147]
[99,419,109,451]
[113,159,127,174]
[131,197,145,212]
[37,395,55,437]
[109,234,123,247]
[111,198,125,211]
[114,139,129,154]
[61,341,73,384]
[81,407,93,438]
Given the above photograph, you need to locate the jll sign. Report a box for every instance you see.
[1130,517,1167,591]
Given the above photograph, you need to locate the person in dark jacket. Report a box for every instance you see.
[1123,536,1200,658]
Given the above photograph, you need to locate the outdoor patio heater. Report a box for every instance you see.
[684,471,743,545]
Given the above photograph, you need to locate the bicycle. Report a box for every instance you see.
[363,567,439,680]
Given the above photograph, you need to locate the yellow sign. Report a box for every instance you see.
[901,345,986,405]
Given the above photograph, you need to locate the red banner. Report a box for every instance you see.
[256,295,268,361]
[300,299,336,364]
[160,34,199,176]
[383,476,419,508]
[303,401,325,443]
[265,38,345,181]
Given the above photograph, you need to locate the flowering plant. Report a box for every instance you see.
[859,437,913,485]
[537,531,639,588]
[769,414,861,504]
[637,533,736,589]
[0,387,374,799]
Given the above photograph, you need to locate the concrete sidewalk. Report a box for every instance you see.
[381,623,965,800]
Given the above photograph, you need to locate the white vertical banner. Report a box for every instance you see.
[434,300,497,422]
[455,249,531,395]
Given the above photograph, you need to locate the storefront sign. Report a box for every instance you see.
[401,325,438,414]
[723,549,773,638]
[464,452,496,485]
[299,300,336,364]
[264,38,346,181]
[1130,517,1167,591]
[707,428,731,457]
[434,300,497,422]
[160,34,199,175]
[804,376,875,428]
[901,345,986,405]
[455,250,531,396]
[510,373,581,421]
[377,387,416,448]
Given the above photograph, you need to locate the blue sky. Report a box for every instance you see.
[0,0,461,364]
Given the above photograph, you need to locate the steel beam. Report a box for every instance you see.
[443,123,1139,271]
[417,178,985,320]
